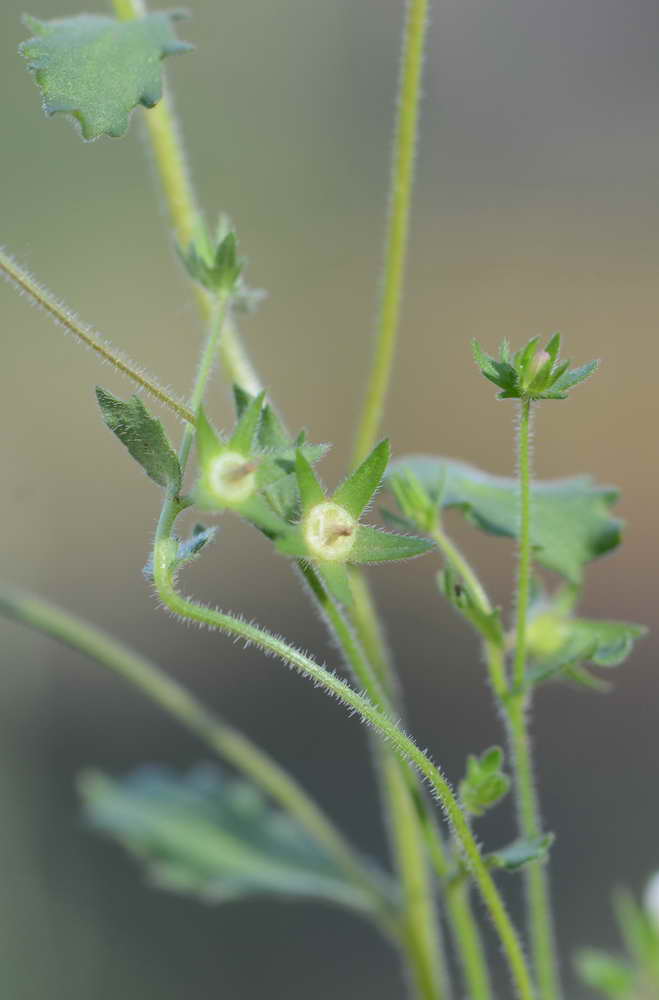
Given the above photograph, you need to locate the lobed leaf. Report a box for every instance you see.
[388,456,622,583]
[80,765,384,913]
[20,12,192,140]
[96,387,181,492]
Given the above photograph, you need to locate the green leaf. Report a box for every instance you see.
[459,746,510,817]
[333,440,390,519]
[20,12,192,141]
[388,456,622,583]
[350,525,434,564]
[575,950,636,998]
[80,765,383,913]
[295,450,325,514]
[487,833,554,872]
[96,387,181,492]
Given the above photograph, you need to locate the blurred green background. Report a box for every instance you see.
[1,0,657,996]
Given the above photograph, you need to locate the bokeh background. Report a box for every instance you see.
[1,0,657,996]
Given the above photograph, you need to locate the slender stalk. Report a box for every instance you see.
[151,526,535,999]
[0,248,194,424]
[509,397,562,1000]
[0,583,396,934]
[513,397,532,691]
[444,881,493,1000]
[352,0,429,466]
[300,564,447,1000]
[112,0,261,397]
[431,524,508,699]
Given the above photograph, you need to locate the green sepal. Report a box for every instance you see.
[525,587,647,690]
[274,527,309,559]
[574,950,636,997]
[438,569,505,645]
[96,387,181,492]
[486,833,554,872]
[333,440,390,519]
[349,525,434,564]
[295,450,325,514]
[238,495,289,540]
[458,746,510,817]
[388,456,622,583]
[79,764,388,914]
[473,334,598,401]
[229,391,265,455]
[195,406,224,466]
[179,231,244,295]
[317,562,353,607]
[20,12,192,141]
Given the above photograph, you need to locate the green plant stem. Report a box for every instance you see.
[431,523,508,699]
[151,525,535,999]
[112,0,261,397]
[0,582,396,935]
[300,564,447,1000]
[444,881,494,1000]
[352,0,429,466]
[509,397,562,1000]
[0,247,194,424]
[513,397,533,691]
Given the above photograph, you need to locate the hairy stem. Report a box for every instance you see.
[0,247,194,424]
[352,0,429,465]
[300,564,447,1000]
[151,522,534,999]
[0,582,396,933]
[112,0,261,396]
[509,397,562,1000]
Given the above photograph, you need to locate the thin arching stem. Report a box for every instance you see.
[0,582,397,935]
[0,248,194,424]
[352,0,429,466]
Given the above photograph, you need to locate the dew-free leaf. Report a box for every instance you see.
[459,746,510,817]
[20,12,192,140]
[575,950,636,997]
[96,387,182,492]
[388,456,622,583]
[79,765,386,913]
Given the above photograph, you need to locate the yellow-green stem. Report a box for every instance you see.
[112,0,261,396]
[513,397,532,691]
[352,0,429,465]
[0,583,396,934]
[300,564,446,1000]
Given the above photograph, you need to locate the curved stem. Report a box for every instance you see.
[509,398,562,1000]
[0,248,194,424]
[0,583,396,934]
[299,564,447,1000]
[152,517,534,999]
[352,0,429,466]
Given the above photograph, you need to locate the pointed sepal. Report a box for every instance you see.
[349,525,434,564]
[333,440,390,519]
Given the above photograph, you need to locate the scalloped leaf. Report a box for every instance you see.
[20,12,192,140]
[80,765,386,914]
[388,456,622,583]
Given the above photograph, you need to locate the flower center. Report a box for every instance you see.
[208,451,257,505]
[304,502,357,561]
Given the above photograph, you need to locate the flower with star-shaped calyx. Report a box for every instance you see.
[472,333,598,401]
[193,393,293,538]
[276,440,434,606]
